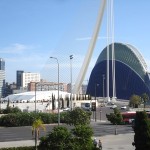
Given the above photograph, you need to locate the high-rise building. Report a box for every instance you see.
[22,72,40,87]
[16,70,24,89]
[0,58,5,97]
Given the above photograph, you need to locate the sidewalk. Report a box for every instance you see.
[0,140,37,148]
[0,133,134,150]
[99,133,134,150]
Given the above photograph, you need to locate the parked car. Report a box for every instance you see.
[110,105,117,109]
[107,102,115,105]
[121,106,127,110]
[63,107,71,111]
[81,102,91,111]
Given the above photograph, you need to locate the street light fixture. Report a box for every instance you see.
[34,82,38,149]
[35,82,38,113]
[50,57,60,126]
[102,74,105,98]
[0,96,1,113]
[95,83,99,122]
[70,55,73,110]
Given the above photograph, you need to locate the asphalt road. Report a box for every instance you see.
[0,122,133,142]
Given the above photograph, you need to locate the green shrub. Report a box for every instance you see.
[39,126,73,150]
[2,106,21,114]
[0,112,59,127]
[39,125,95,150]
[106,108,123,125]
[0,109,91,127]
[65,107,92,126]
[133,111,150,149]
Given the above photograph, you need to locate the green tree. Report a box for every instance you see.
[133,111,150,150]
[79,94,81,100]
[52,93,55,110]
[129,94,141,108]
[141,93,149,109]
[2,106,21,114]
[32,118,46,150]
[7,98,10,108]
[76,94,78,100]
[66,97,69,107]
[72,125,94,150]
[39,126,72,150]
[39,125,96,150]
[65,107,92,126]
[106,108,123,125]
[61,98,64,108]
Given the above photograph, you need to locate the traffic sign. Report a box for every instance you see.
[91,102,96,111]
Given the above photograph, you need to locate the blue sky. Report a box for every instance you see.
[0,0,150,84]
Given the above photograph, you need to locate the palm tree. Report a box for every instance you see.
[141,93,149,109]
[32,118,46,150]
[129,94,141,108]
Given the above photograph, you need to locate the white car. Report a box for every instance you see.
[63,107,71,111]
[110,105,117,109]
[121,106,127,110]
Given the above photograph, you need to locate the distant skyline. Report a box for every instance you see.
[0,0,150,84]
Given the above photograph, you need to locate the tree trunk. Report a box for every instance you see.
[35,129,38,150]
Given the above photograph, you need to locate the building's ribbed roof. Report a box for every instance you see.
[96,43,147,80]
[126,44,147,71]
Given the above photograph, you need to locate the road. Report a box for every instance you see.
[0,122,133,142]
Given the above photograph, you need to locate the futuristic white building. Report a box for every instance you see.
[4,90,70,103]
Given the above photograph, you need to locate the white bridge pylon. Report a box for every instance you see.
[73,0,106,94]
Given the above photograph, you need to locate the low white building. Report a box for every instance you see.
[3,91,96,112]
[4,90,70,103]
[3,90,71,112]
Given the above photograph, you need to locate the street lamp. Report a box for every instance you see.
[102,74,105,98]
[95,83,99,122]
[34,82,38,149]
[35,82,38,113]
[0,96,1,113]
[50,57,60,126]
[70,55,73,110]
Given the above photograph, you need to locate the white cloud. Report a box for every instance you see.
[0,43,32,54]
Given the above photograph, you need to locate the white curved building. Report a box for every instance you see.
[4,90,70,103]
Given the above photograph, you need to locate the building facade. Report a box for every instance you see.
[28,81,68,92]
[86,43,150,100]
[16,70,24,89]
[22,72,40,88]
[0,58,5,97]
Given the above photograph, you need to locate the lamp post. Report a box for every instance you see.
[102,74,105,98]
[70,55,73,110]
[50,57,60,126]
[0,97,1,113]
[95,83,99,122]
[34,82,38,150]
[35,82,37,113]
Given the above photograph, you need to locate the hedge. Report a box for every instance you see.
[0,112,68,127]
